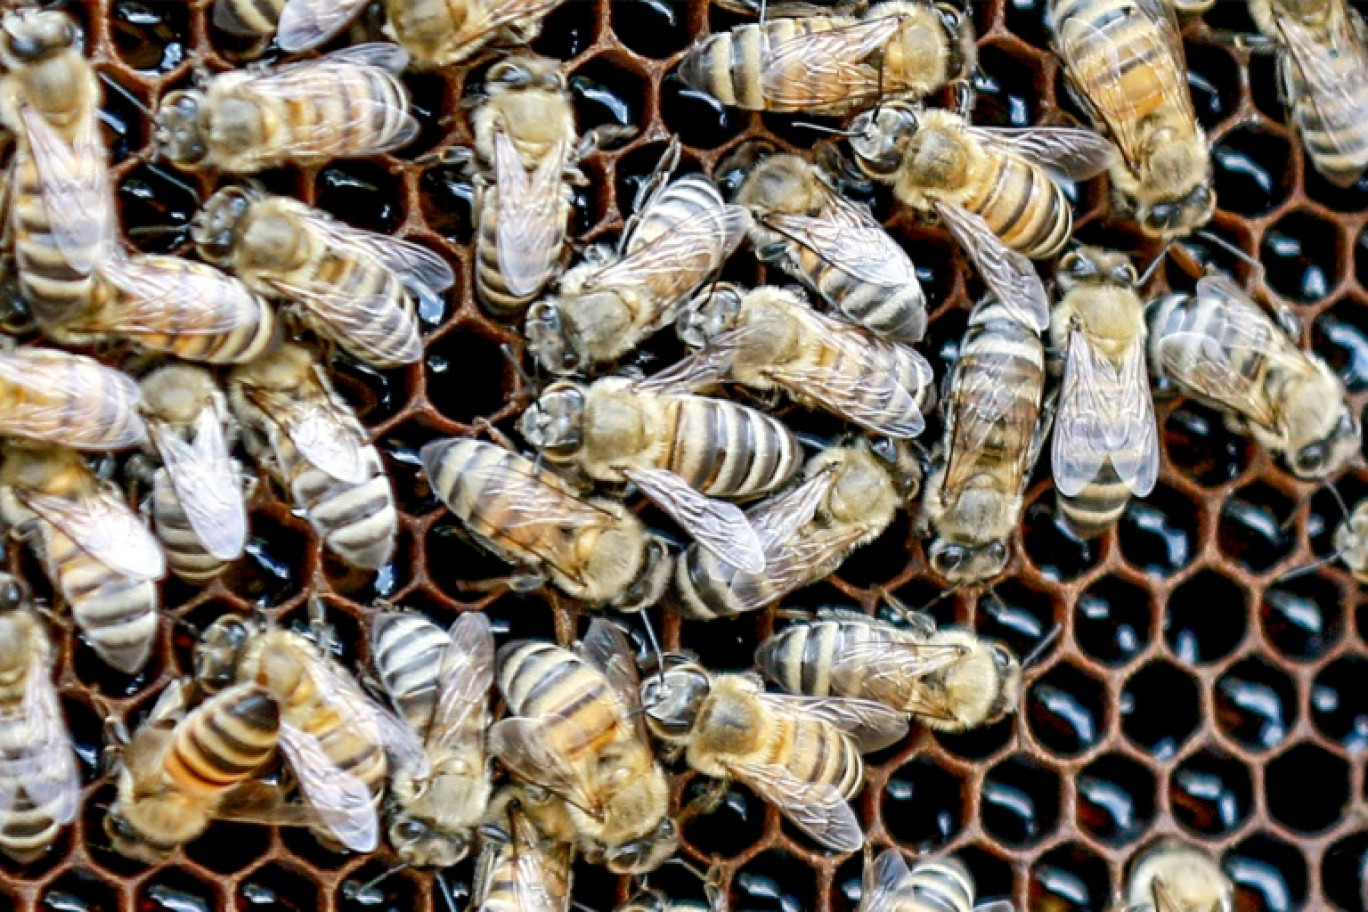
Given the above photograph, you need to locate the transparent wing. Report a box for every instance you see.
[749,470,837,550]
[965,126,1116,180]
[763,202,920,288]
[21,489,165,580]
[495,131,569,299]
[758,16,902,107]
[464,0,567,44]
[315,42,412,72]
[722,522,868,613]
[307,215,456,295]
[150,409,249,561]
[0,659,79,825]
[579,618,648,740]
[276,722,379,853]
[943,331,1042,499]
[1279,11,1368,162]
[427,612,495,753]
[631,347,732,396]
[19,106,116,274]
[726,754,863,852]
[861,849,911,912]
[1112,336,1160,496]
[488,716,600,816]
[831,638,970,682]
[268,274,422,367]
[308,656,430,779]
[757,693,908,753]
[620,466,766,573]
[97,257,264,335]
[935,202,1049,331]
[275,0,370,52]
[0,352,145,450]
[510,844,568,912]
[246,386,368,484]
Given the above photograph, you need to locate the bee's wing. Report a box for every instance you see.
[579,618,651,740]
[509,822,571,912]
[18,105,116,276]
[861,849,911,912]
[0,352,145,450]
[246,386,368,484]
[427,612,495,753]
[1277,12,1368,170]
[831,639,970,682]
[1053,328,1158,497]
[722,521,868,614]
[618,466,766,574]
[462,0,567,45]
[308,655,430,778]
[488,716,600,815]
[148,410,249,562]
[314,42,413,73]
[275,0,370,52]
[934,202,1049,332]
[308,215,456,295]
[762,198,920,288]
[267,272,423,367]
[757,692,909,752]
[724,753,863,853]
[276,722,380,853]
[758,16,903,108]
[20,489,165,580]
[749,470,838,550]
[631,347,733,396]
[97,257,265,336]
[0,657,80,826]
[495,131,569,299]
[964,126,1117,180]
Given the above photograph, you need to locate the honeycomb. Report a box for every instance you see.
[2,0,1368,910]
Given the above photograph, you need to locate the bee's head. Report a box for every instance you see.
[518,382,586,456]
[155,90,209,167]
[677,283,744,349]
[194,614,252,693]
[525,299,582,375]
[928,538,1009,583]
[848,101,920,180]
[1289,408,1361,480]
[388,815,473,869]
[486,55,564,93]
[1058,246,1137,291]
[640,664,711,740]
[934,2,978,82]
[603,817,679,874]
[1137,179,1215,238]
[192,186,256,264]
[0,9,80,64]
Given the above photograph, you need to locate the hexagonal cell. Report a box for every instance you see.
[1215,656,1296,752]
[831,853,866,912]
[1074,574,1153,667]
[935,717,1016,764]
[570,54,648,137]
[1005,0,1052,49]
[661,73,747,151]
[1163,402,1253,487]
[138,866,221,912]
[182,820,273,876]
[531,0,599,58]
[1165,570,1248,664]
[1121,661,1201,759]
[1267,742,1349,834]
[237,861,322,912]
[1261,572,1344,662]
[734,848,820,912]
[1224,832,1308,912]
[425,324,512,424]
[1314,296,1368,394]
[1025,662,1108,757]
[980,755,1061,848]
[110,1,189,73]
[1325,831,1368,912]
[1118,484,1200,577]
[419,163,475,246]
[835,513,912,590]
[315,162,405,236]
[41,868,121,912]
[323,523,412,601]
[1029,842,1111,912]
[338,860,424,912]
[681,613,766,675]
[974,43,1042,128]
[1212,125,1294,218]
[611,0,691,58]
[222,509,312,609]
[118,160,201,255]
[680,778,767,859]
[1262,211,1342,304]
[1022,497,1101,582]
[1313,656,1368,751]
[1217,482,1297,573]
[1076,752,1156,846]
[1170,747,1253,837]
[426,518,528,604]
[331,350,422,426]
[881,757,965,851]
[1187,42,1242,128]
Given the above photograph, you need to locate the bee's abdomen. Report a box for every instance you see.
[678,18,844,111]
[165,684,280,794]
[0,685,70,860]
[112,263,276,365]
[373,613,450,735]
[756,619,879,698]
[10,151,102,328]
[1057,462,1131,536]
[474,187,567,320]
[152,475,230,583]
[288,444,398,571]
[663,397,802,499]
[968,154,1071,259]
[48,530,158,674]
[498,642,619,751]
[211,0,286,36]
[305,251,421,367]
[774,715,864,800]
[807,250,927,343]
[273,67,414,164]
[901,858,978,912]
[1287,55,1368,185]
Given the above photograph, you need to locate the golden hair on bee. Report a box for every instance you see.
[1117,839,1233,912]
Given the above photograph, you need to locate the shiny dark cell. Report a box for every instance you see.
[682,781,767,858]
[1212,127,1290,217]
[425,327,510,424]
[1029,845,1110,912]
[1121,661,1201,759]
[338,865,419,912]
[973,45,1038,127]
[976,579,1056,663]
[662,73,744,149]
[1004,0,1051,48]
[138,872,216,912]
[680,615,763,673]
[1164,402,1251,486]
[1261,575,1342,660]
[532,0,597,59]
[1169,749,1253,837]
[1022,499,1099,582]
[43,870,120,912]
[1166,571,1247,664]
[570,58,644,136]
[1323,832,1368,912]
[315,164,403,235]
[118,163,201,254]
[1076,754,1156,845]
[881,758,965,850]
[236,865,317,912]
[97,74,148,164]
[735,851,817,912]
[1186,44,1240,128]
[935,716,1015,762]
[183,822,273,876]
[1214,658,1296,751]
[611,0,691,58]
[1026,664,1106,756]
[381,431,444,516]
[1266,743,1349,834]
[223,512,307,608]
[1118,488,1197,577]
[1314,303,1368,393]
[1312,656,1368,751]
[1074,576,1151,666]
[1262,213,1340,303]
[419,164,476,246]
[111,1,187,73]
[330,354,407,424]
[1217,483,1296,573]
[1225,834,1308,912]
[980,756,1061,847]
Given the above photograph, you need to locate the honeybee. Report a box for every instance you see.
[1050,0,1215,237]
[106,681,280,862]
[847,104,1115,331]
[678,1,977,116]
[677,283,935,439]
[1049,247,1159,536]
[757,607,1021,732]
[1248,0,1368,186]
[491,619,677,873]
[0,8,117,329]
[370,609,494,868]
[54,255,277,364]
[473,791,576,912]
[1149,273,1359,480]
[194,186,454,369]
[639,662,905,854]
[919,297,1048,584]
[210,0,287,40]
[139,366,249,583]
[730,149,927,344]
[0,347,146,451]
[671,438,920,620]
[229,343,399,571]
[154,43,419,174]
[1116,839,1233,912]
[525,152,749,373]
[422,437,672,612]
[465,55,582,319]
[0,444,164,674]
[859,849,1015,912]
[0,574,79,863]
[518,371,805,572]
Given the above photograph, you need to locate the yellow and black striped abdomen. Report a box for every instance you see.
[800,243,928,344]
[756,617,887,698]
[761,710,863,801]
[1057,461,1132,536]
[497,641,622,758]
[0,649,73,861]
[164,684,279,795]
[372,613,450,736]
[678,17,853,111]
[302,243,421,367]
[284,441,397,571]
[9,149,103,328]
[963,151,1071,259]
[953,302,1046,471]
[660,395,802,499]
[211,0,286,37]
[152,473,229,583]
[473,183,570,320]
[1284,35,1368,185]
[46,526,159,675]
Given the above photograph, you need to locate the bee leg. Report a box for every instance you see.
[1203,29,1279,53]
[414,144,475,171]
[679,777,732,822]
[950,78,976,117]
[471,415,519,452]
[576,124,639,161]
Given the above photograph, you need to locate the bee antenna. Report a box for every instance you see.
[1137,243,1171,287]
[917,585,959,613]
[1328,480,1352,525]
[637,609,667,686]
[101,75,156,120]
[1193,229,1263,273]
[1274,549,1345,584]
[344,863,409,899]
[501,343,540,401]
[1021,623,1061,670]
[790,121,865,138]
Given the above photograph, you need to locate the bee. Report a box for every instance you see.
[677,1,977,117]
[757,607,1020,732]
[1248,0,1368,186]
[677,283,935,439]
[1050,0,1215,237]
[519,370,807,573]
[229,343,399,571]
[671,437,920,620]
[639,662,906,854]
[210,0,287,40]
[473,791,576,912]
[0,8,117,329]
[370,609,494,868]
[1149,273,1360,480]
[730,149,927,344]
[847,103,1115,331]
[0,574,79,863]
[106,680,280,862]
[0,347,146,452]
[139,366,250,584]
[193,186,454,370]
[1049,247,1159,536]
[1333,499,1368,582]
[1117,839,1233,912]
[491,619,677,873]
[525,151,749,374]
[0,444,165,674]
[858,848,1016,912]
[919,297,1049,584]
[54,256,277,365]
[154,43,419,174]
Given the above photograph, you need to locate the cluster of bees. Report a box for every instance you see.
[0,0,1363,907]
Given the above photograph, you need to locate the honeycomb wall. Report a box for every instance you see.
[4,1,1368,911]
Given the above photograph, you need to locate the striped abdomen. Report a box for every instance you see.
[657,396,802,499]
[9,147,103,328]
[0,644,73,861]
[497,641,623,760]
[474,184,570,320]
[785,308,932,424]
[163,684,280,797]
[897,857,978,912]
[1057,460,1131,536]
[962,150,1071,258]
[281,441,397,571]
[211,0,286,36]
[45,526,158,674]
[151,472,230,583]
[294,245,421,367]
[630,176,734,307]
[757,617,892,699]
[1147,293,1275,415]
[747,703,863,800]
[0,349,146,451]
[1282,13,1368,185]
[779,240,927,344]
[475,810,574,912]
[372,612,449,736]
